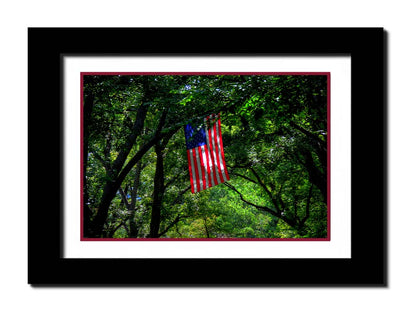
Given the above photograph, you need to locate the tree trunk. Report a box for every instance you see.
[87,108,148,237]
[128,162,141,238]
[149,143,164,238]
[301,150,327,203]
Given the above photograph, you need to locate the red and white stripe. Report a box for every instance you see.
[187,114,230,193]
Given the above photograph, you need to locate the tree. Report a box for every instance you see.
[222,75,328,236]
[83,74,328,238]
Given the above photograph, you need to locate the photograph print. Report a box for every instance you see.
[82,73,329,240]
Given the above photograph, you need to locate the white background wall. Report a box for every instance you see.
[0,1,413,311]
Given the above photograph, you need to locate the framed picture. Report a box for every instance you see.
[28,28,386,285]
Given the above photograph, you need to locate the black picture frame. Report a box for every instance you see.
[28,27,386,286]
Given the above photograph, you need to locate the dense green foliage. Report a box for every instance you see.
[83,74,328,238]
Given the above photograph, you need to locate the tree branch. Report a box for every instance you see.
[227,164,251,170]
[107,219,127,238]
[170,186,191,206]
[118,187,130,208]
[229,171,258,184]
[158,214,190,237]
[164,172,187,192]
[290,120,326,144]
[111,102,149,176]
[224,182,279,218]
[249,168,281,213]
[129,162,142,211]
[301,185,314,225]
[91,150,111,173]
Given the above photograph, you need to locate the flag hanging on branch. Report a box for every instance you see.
[184,113,230,193]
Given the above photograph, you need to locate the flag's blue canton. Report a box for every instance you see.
[184,123,207,150]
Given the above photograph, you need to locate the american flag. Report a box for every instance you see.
[184,113,230,193]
